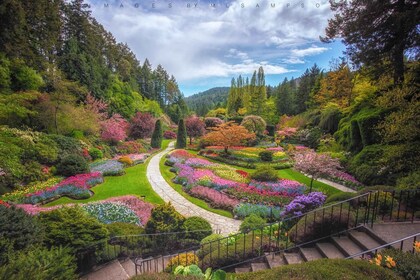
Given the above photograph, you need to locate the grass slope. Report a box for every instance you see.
[45,140,172,207]
[159,155,233,218]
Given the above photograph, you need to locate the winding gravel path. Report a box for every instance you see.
[146,142,241,236]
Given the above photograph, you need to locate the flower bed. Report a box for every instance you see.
[90,160,125,176]
[233,203,282,219]
[23,172,103,204]
[327,170,363,190]
[83,202,141,225]
[1,177,62,203]
[102,195,154,225]
[119,153,149,165]
[190,186,240,210]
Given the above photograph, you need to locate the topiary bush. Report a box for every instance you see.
[240,214,266,233]
[89,148,103,160]
[56,154,89,177]
[151,119,163,149]
[176,119,187,149]
[145,203,185,234]
[250,166,278,182]
[259,151,273,162]
[183,216,212,241]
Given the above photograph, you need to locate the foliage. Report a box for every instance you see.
[234,203,282,219]
[380,248,420,280]
[319,103,342,133]
[202,121,255,153]
[204,117,223,129]
[83,201,141,225]
[325,192,357,204]
[241,115,267,136]
[164,130,177,139]
[396,171,420,191]
[174,118,187,149]
[183,216,212,241]
[258,151,273,162]
[101,114,129,143]
[130,112,156,139]
[117,141,146,154]
[105,222,144,237]
[56,154,89,177]
[145,203,185,234]
[118,156,134,166]
[185,116,206,144]
[151,119,163,148]
[240,214,266,233]
[38,206,109,254]
[167,253,199,269]
[0,206,43,255]
[200,234,223,245]
[282,192,326,217]
[0,246,77,280]
[89,148,103,160]
[250,166,278,182]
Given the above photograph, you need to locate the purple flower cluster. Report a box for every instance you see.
[184,158,213,167]
[282,192,326,217]
[249,180,305,196]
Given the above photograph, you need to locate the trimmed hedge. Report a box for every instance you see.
[183,217,212,241]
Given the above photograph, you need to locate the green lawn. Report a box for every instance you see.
[159,155,233,218]
[45,140,173,207]
[187,149,342,196]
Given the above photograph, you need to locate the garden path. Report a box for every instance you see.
[146,142,241,236]
[315,178,357,193]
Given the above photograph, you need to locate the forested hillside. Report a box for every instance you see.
[185,87,229,116]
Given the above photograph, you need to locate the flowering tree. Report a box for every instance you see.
[129,112,155,139]
[100,114,129,144]
[185,116,206,144]
[202,121,255,153]
[294,150,341,192]
[204,117,223,129]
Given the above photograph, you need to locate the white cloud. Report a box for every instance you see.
[87,0,335,84]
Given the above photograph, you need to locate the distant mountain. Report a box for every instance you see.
[185,87,229,116]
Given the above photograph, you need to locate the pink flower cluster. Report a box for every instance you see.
[190,186,239,210]
[330,170,361,185]
[15,204,61,215]
[102,195,154,224]
[205,146,246,151]
[266,147,284,152]
[170,150,195,160]
[184,158,213,167]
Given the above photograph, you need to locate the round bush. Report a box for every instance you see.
[118,156,133,167]
[259,151,273,162]
[200,233,222,245]
[183,217,212,241]
[325,192,357,204]
[240,214,266,233]
[56,154,89,177]
[250,166,278,182]
[88,148,103,160]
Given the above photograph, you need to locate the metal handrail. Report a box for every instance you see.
[346,232,420,259]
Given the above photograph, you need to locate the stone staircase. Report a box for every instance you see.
[80,258,136,280]
[235,222,420,274]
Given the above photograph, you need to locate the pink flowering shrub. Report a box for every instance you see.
[190,186,239,210]
[163,130,177,139]
[101,114,129,143]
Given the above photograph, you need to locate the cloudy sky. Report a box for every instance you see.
[88,0,346,96]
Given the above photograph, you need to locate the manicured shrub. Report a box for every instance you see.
[240,214,266,233]
[56,154,89,177]
[105,222,144,237]
[380,248,420,280]
[176,119,187,149]
[151,119,163,148]
[325,192,357,204]
[89,148,103,160]
[163,130,177,139]
[259,150,273,162]
[200,233,222,245]
[183,216,212,241]
[250,166,278,182]
[145,203,185,234]
[0,206,43,259]
[241,115,267,135]
[38,206,109,254]
[0,246,77,280]
[118,156,134,166]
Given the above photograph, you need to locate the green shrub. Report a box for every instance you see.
[396,171,420,191]
[289,208,355,244]
[38,206,109,254]
[200,234,222,245]
[56,154,89,177]
[89,148,103,160]
[380,248,420,280]
[176,119,187,149]
[0,206,43,263]
[250,166,278,182]
[240,214,266,233]
[0,246,77,279]
[47,134,82,156]
[319,103,342,134]
[259,151,273,162]
[151,119,163,149]
[183,217,212,241]
[145,203,185,234]
[325,192,357,204]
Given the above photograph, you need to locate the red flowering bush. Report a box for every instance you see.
[236,170,249,178]
[163,130,177,139]
[117,141,145,154]
[129,112,155,139]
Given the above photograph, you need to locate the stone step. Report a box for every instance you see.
[299,247,323,262]
[316,242,345,259]
[332,236,364,257]
[348,230,383,252]
[234,267,251,273]
[80,260,129,280]
[251,262,269,272]
[265,254,285,269]
[119,259,136,277]
[283,253,303,264]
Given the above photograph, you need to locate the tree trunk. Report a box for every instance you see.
[224,146,228,154]
[310,177,314,193]
[189,136,192,145]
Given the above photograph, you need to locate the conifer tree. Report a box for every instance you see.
[175,118,187,148]
[151,119,162,148]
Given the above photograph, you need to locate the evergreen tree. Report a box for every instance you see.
[151,119,163,148]
[175,119,187,149]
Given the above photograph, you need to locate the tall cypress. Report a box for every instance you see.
[151,119,162,148]
[175,119,187,149]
